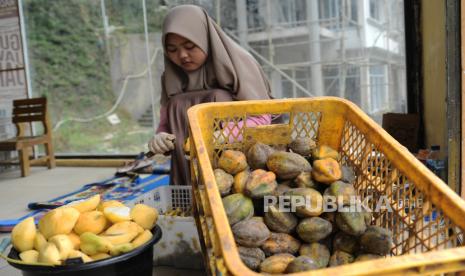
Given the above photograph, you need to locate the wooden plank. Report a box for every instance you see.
[12,115,45,123]
[462,0,465,198]
[13,106,45,115]
[446,0,461,194]
[13,97,45,106]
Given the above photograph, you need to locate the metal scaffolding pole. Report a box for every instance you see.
[236,0,248,46]
[307,0,323,96]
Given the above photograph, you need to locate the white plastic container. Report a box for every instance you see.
[127,183,203,269]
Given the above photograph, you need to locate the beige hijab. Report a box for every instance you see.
[160,5,272,105]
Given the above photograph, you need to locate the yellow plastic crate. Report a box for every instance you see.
[187,97,465,276]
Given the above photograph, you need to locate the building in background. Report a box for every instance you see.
[1,0,407,156]
[230,0,406,123]
[173,0,407,123]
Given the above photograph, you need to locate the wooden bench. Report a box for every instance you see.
[0,97,56,177]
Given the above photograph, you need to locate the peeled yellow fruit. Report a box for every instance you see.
[12,217,36,252]
[105,221,143,236]
[74,211,107,235]
[19,250,39,263]
[132,230,153,248]
[49,235,74,260]
[67,232,81,250]
[80,232,112,256]
[90,253,111,261]
[34,233,47,252]
[109,243,134,256]
[97,200,125,212]
[101,232,139,245]
[103,206,131,223]
[130,204,158,230]
[38,243,61,265]
[68,195,101,213]
[39,208,80,239]
[68,250,93,263]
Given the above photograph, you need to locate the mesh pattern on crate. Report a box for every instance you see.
[290,111,321,140]
[340,120,464,255]
[210,111,321,165]
[170,186,192,212]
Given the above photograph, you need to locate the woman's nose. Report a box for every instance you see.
[178,49,188,59]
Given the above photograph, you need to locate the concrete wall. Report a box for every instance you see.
[421,0,447,157]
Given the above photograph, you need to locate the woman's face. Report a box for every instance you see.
[165,33,207,72]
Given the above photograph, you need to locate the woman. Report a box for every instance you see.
[148,4,273,186]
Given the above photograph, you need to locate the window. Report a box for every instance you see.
[22,0,163,155]
[18,0,406,155]
[370,65,387,113]
[369,0,381,21]
[323,65,361,107]
[319,0,339,19]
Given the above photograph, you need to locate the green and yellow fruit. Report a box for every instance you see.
[295,172,319,189]
[335,210,367,236]
[263,205,297,234]
[289,137,316,157]
[333,231,359,254]
[285,255,319,273]
[312,158,342,184]
[267,151,312,180]
[285,188,324,217]
[222,193,254,225]
[38,243,61,265]
[245,169,277,198]
[324,181,356,205]
[19,250,39,263]
[68,195,101,213]
[132,230,153,248]
[233,170,250,194]
[238,246,265,271]
[49,234,74,260]
[214,169,234,196]
[103,206,131,224]
[38,207,80,239]
[12,217,36,252]
[109,243,134,256]
[359,226,393,255]
[33,232,47,252]
[218,150,248,175]
[297,217,333,243]
[299,242,331,268]
[130,204,158,230]
[79,232,112,256]
[232,218,270,247]
[67,232,81,250]
[97,200,125,212]
[329,250,354,267]
[101,232,138,246]
[90,253,111,261]
[261,232,301,256]
[68,250,93,263]
[74,211,107,235]
[260,253,295,274]
[247,142,275,170]
[312,145,339,160]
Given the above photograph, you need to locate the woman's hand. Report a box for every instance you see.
[148,132,176,154]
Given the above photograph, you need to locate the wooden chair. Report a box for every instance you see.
[0,97,56,177]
